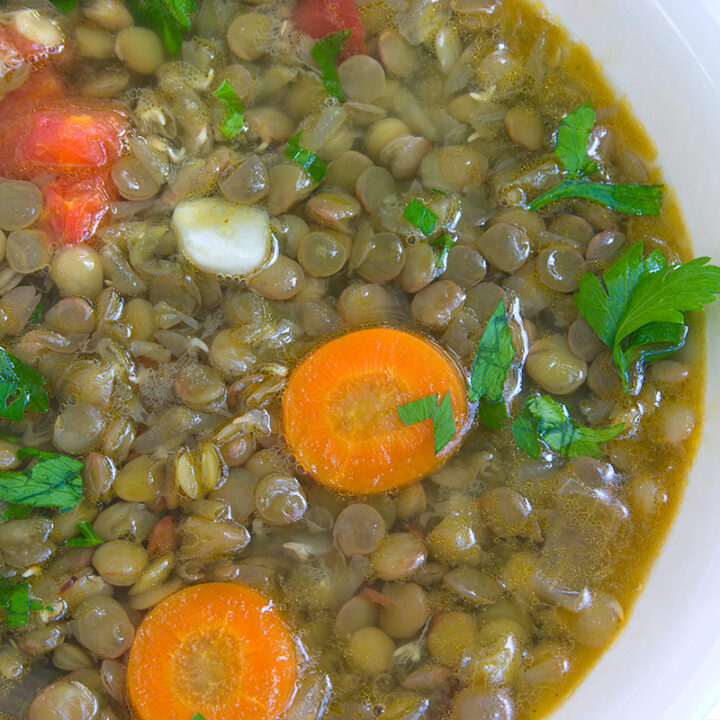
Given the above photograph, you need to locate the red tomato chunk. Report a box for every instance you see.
[293,0,366,59]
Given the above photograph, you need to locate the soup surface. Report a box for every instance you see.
[0,0,710,719]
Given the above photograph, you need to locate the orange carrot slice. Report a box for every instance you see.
[126,583,297,720]
[282,328,470,494]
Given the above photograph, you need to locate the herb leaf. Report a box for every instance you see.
[48,0,78,12]
[555,101,598,178]
[0,504,32,520]
[128,0,196,54]
[612,256,720,381]
[311,30,350,102]
[0,347,49,422]
[469,300,514,424]
[67,521,104,547]
[285,132,327,183]
[213,80,245,139]
[512,395,624,459]
[403,199,438,235]
[575,241,665,346]
[0,582,46,627]
[29,301,44,325]
[430,233,455,267]
[191,715,207,720]
[0,448,83,510]
[398,391,457,454]
[623,321,688,368]
[529,179,664,215]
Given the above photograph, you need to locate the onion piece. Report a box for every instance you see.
[171,198,272,277]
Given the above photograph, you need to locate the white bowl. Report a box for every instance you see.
[537,1,720,718]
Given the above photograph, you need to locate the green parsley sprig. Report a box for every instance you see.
[468,300,514,428]
[0,347,49,422]
[529,101,664,216]
[0,448,83,511]
[285,132,327,183]
[575,241,720,389]
[397,392,456,454]
[213,80,245,139]
[311,30,351,102]
[67,521,104,547]
[0,582,51,628]
[512,395,624,459]
[403,198,438,235]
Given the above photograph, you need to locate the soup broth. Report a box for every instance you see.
[0,0,707,719]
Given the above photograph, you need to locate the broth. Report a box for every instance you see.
[0,0,707,719]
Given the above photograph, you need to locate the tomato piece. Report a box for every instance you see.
[16,106,128,173]
[43,174,114,245]
[293,0,365,59]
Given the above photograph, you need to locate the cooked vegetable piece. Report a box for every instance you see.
[66,521,104,547]
[128,0,196,54]
[398,391,456,453]
[44,174,113,245]
[468,300,513,427]
[285,131,326,182]
[0,346,48,421]
[0,504,32,520]
[0,448,83,510]
[283,328,470,493]
[575,241,720,388]
[172,198,272,276]
[126,583,297,720]
[214,79,245,139]
[404,198,437,235]
[529,102,664,215]
[293,0,365,60]
[512,395,624,459]
[15,106,127,172]
[312,30,350,101]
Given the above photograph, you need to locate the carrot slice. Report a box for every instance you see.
[126,583,297,720]
[282,328,470,494]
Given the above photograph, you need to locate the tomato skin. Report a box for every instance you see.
[15,107,128,174]
[292,0,365,59]
[43,174,114,245]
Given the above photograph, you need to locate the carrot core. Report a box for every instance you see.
[282,328,470,494]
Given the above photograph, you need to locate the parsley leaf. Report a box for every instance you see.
[612,256,720,380]
[191,715,207,720]
[0,504,32,520]
[29,301,44,325]
[468,301,514,428]
[213,80,245,139]
[48,0,78,12]
[0,448,83,510]
[575,240,665,346]
[285,132,326,183]
[529,102,664,216]
[555,101,599,178]
[0,582,49,628]
[529,179,664,215]
[0,347,49,422]
[311,30,350,102]
[398,391,456,454]
[128,0,196,54]
[430,233,456,267]
[576,242,720,388]
[66,521,104,547]
[512,395,624,459]
[403,199,438,235]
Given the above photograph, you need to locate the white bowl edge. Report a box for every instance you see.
[535,1,720,718]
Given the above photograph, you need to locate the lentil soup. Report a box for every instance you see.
[0,0,714,719]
